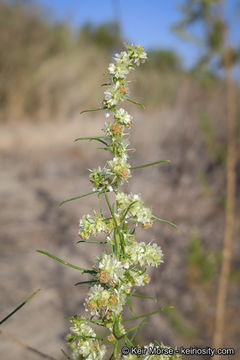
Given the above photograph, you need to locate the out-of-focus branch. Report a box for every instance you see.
[213,10,237,355]
[0,329,57,360]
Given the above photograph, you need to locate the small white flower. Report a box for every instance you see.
[116,192,152,225]
[78,212,109,239]
[104,81,128,108]
[126,242,163,267]
[114,51,131,66]
[97,253,125,285]
[108,62,129,79]
[114,108,133,127]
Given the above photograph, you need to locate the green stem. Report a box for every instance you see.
[113,340,119,359]
[104,192,121,256]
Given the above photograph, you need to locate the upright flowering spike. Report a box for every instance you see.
[63,44,181,360]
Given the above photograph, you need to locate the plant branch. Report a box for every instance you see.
[0,330,56,360]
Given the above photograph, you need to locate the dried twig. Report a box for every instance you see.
[0,329,57,360]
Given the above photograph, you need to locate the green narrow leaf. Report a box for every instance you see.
[66,316,104,327]
[0,289,40,325]
[80,107,106,114]
[121,200,138,221]
[71,334,105,341]
[96,147,109,151]
[130,320,147,342]
[152,215,179,230]
[154,340,161,347]
[130,160,170,170]
[122,306,174,322]
[126,98,145,109]
[74,137,108,146]
[61,349,74,360]
[59,190,98,207]
[77,240,107,244]
[125,336,134,347]
[125,321,147,335]
[37,250,94,273]
[126,320,147,337]
[126,296,135,316]
[131,293,157,302]
[74,280,97,286]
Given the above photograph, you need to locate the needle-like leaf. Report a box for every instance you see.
[130,293,157,302]
[130,319,147,342]
[130,160,170,170]
[74,137,108,146]
[126,98,145,109]
[61,349,74,360]
[74,280,97,286]
[37,250,94,273]
[59,190,98,207]
[77,240,107,244]
[152,215,179,230]
[122,306,174,322]
[0,289,40,325]
[121,200,138,222]
[80,107,106,114]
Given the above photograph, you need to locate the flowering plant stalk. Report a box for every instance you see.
[38,44,181,360]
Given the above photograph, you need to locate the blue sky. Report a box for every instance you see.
[39,0,239,69]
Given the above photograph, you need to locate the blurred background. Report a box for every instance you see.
[0,0,239,359]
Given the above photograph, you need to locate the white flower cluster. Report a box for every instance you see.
[114,108,133,127]
[89,44,147,193]
[101,122,130,161]
[66,318,106,360]
[116,192,153,226]
[104,81,128,107]
[78,212,113,239]
[125,242,163,267]
[97,253,126,286]
[84,283,125,319]
[107,44,147,84]
[89,157,131,192]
